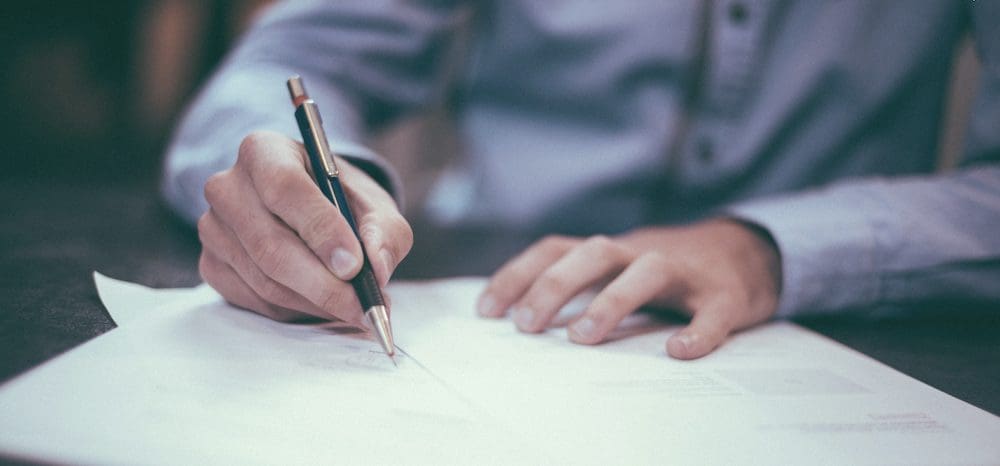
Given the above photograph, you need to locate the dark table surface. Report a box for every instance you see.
[2,179,999,437]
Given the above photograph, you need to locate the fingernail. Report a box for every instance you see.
[512,307,534,330]
[477,293,497,317]
[330,248,359,280]
[570,316,597,342]
[673,333,693,354]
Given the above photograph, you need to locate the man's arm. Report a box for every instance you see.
[163,1,469,324]
[162,0,469,224]
[477,3,1000,359]
[729,2,1000,317]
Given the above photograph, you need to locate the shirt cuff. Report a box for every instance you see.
[332,142,404,210]
[160,65,402,224]
[725,192,882,318]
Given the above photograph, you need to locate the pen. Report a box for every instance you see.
[286,75,396,361]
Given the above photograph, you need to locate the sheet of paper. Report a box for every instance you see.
[94,271,214,326]
[387,280,1000,465]
[0,276,543,465]
[1,275,998,465]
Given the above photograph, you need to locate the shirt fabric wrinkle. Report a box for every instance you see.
[162,0,1000,316]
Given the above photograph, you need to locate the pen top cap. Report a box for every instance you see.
[287,75,309,107]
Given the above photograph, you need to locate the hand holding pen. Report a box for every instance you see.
[195,81,412,355]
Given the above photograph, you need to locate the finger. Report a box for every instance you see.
[199,249,310,322]
[337,159,412,288]
[239,132,364,281]
[568,252,679,344]
[511,235,631,333]
[203,168,363,324]
[476,235,576,318]
[666,298,737,360]
[356,211,412,289]
[198,209,333,320]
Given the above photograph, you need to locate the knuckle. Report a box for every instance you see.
[582,235,620,260]
[383,214,414,257]
[358,219,380,247]
[239,266,270,297]
[584,234,613,249]
[539,234,571,252]
[203,172,228,206]
[390,215,414,250]
[237,131,272,164]
[299,211,337,246]
[380,247,398,272]
[255,278,289,307]
[640,251,671,271]
[196,213,212,244]
[196,212,211,233]
[197,254,213,282]
[483,272,516,302]
[250,235,291,278]
[318,286,349,315]
[358,212,412,262]
[535,271,570,298]
[497,261,537,292]
[595,287,630,315]
[258,168,299,208]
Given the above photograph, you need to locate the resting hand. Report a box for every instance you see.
[476,219,781,359]
[197,130,412,325]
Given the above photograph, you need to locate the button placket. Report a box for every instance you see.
[728,2,748,25]
[703,0,770,117]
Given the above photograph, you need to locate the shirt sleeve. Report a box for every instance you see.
[161,0,469,224]
[727,3,1000,317]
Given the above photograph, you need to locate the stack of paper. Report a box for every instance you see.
[0,273,996,465]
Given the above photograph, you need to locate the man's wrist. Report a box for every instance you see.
[720,217,783,309]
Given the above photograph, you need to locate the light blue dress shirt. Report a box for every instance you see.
[162,0,1000,317]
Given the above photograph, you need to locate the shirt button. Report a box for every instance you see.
[696,138,715,164]
[728,2,748,25]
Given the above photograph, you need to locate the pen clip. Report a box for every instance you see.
[288,75,339,178]
[300,102,340,178]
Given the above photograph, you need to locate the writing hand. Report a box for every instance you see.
[197,130,412,325]
[476,219,781,359]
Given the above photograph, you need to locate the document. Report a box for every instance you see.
[1,275,543,465]
[0,274,997,465]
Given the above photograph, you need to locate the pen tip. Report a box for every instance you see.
[366,305,395,357]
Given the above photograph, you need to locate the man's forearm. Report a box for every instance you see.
[728,165,1000,317]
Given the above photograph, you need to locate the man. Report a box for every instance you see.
[162,1,1000,360]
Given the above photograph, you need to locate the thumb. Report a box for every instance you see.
[666,299,736,360]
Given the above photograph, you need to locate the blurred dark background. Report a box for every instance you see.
[0,1,272,186]
[0,1,272,400]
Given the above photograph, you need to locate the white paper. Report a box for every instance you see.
[0,275,997,465]
[94,272,215,326]
[389,280,1000,465]
[1,276,543,465]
